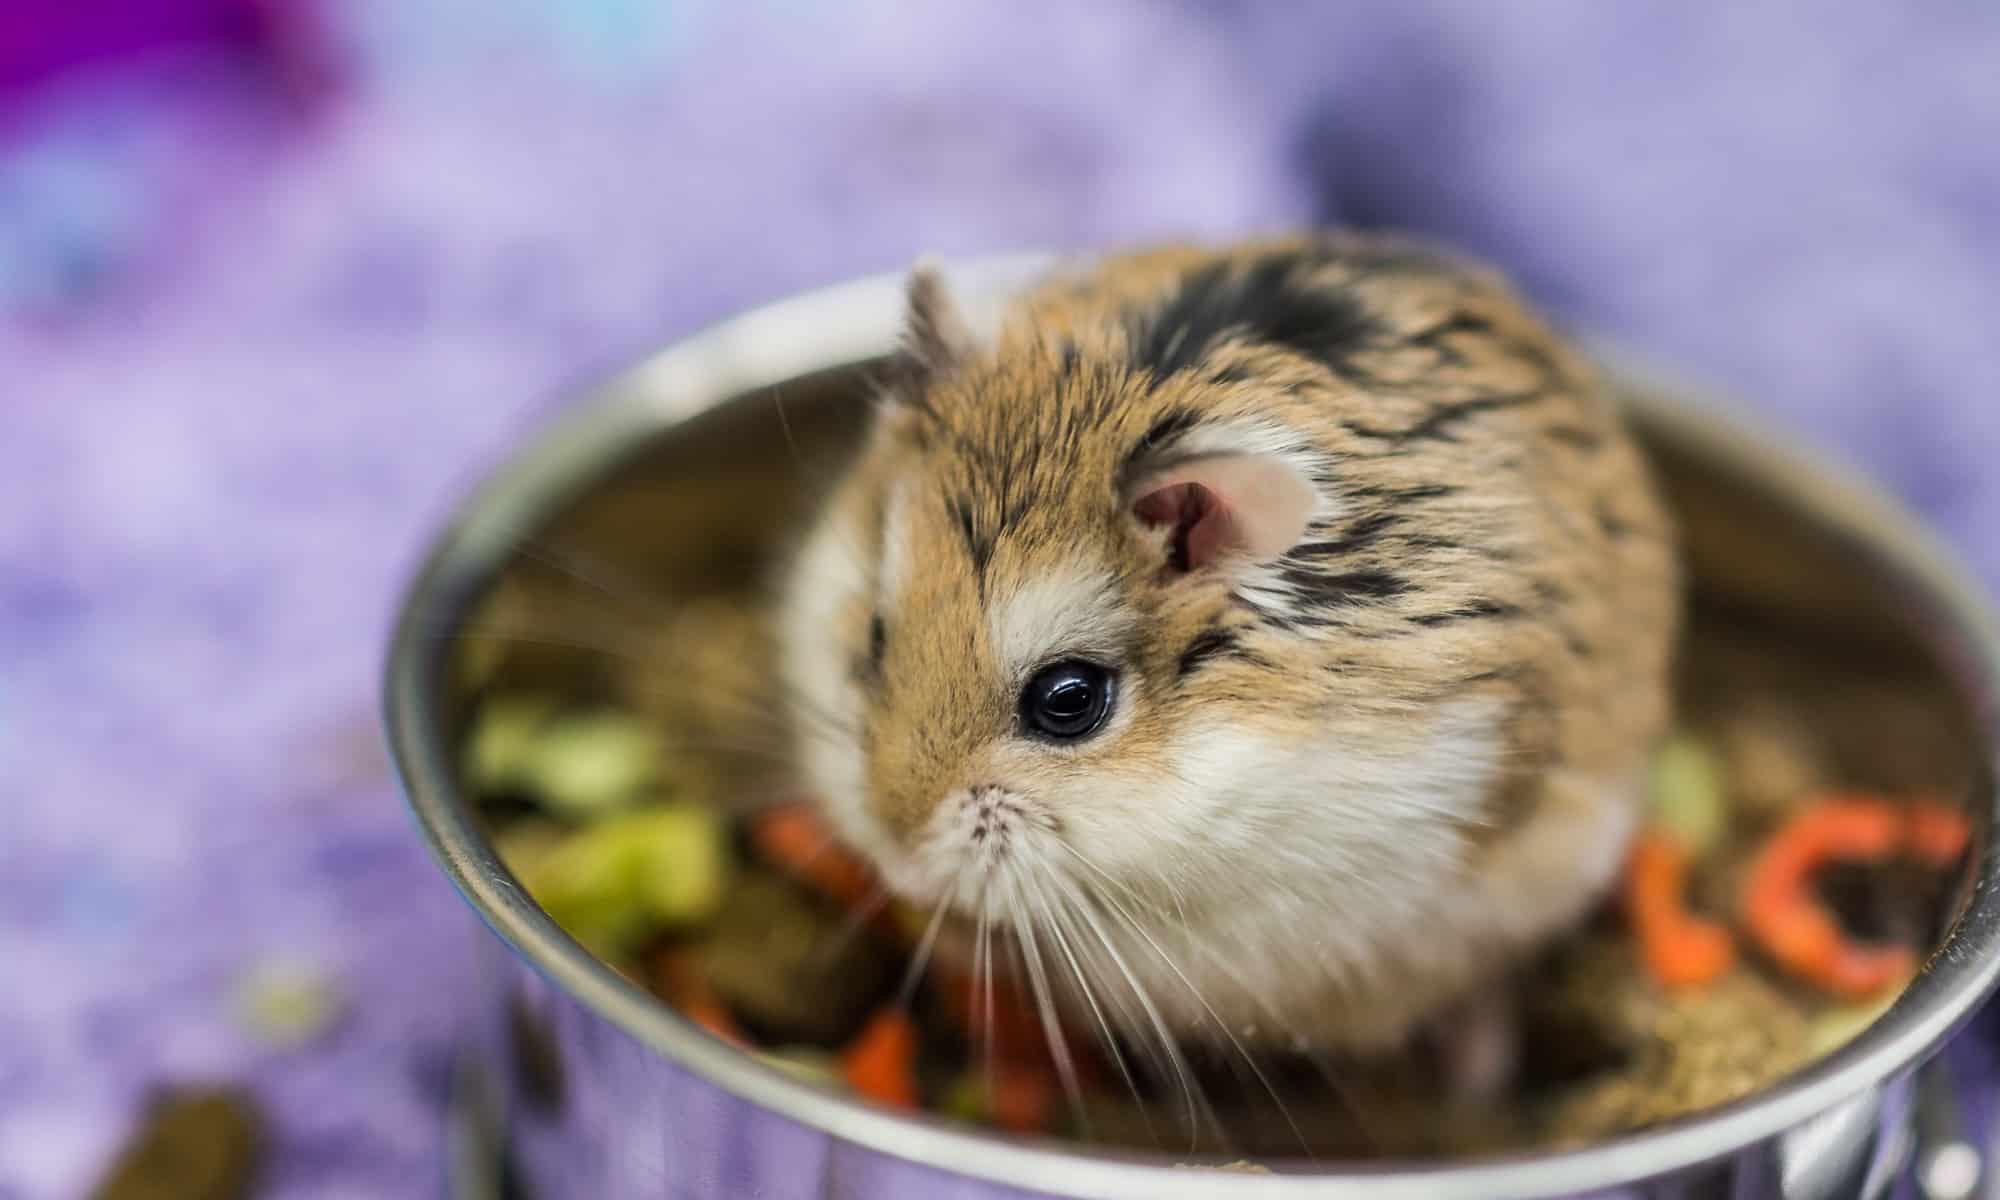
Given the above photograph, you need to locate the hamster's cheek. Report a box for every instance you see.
[1036,757,1216,888]
[1087,699,1508,898]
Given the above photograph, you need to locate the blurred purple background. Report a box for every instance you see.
[2,2,1997,1195]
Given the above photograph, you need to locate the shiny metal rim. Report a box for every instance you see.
[383,255,2000,1199]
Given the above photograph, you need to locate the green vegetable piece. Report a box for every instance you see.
[629,803,732,927]
[463,694,563,793]
[524,712,663,818]
[516,803,732,956]
[1649,732,1728,855]
[940,1073,988,1122]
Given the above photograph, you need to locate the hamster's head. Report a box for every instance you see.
[778,260,1367,919]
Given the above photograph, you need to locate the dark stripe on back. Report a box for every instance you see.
[1341,391,1540,444]
[1290,511,1400,560]
[1128,251,1381,388]
[1402,312,1494,366]
[1279,567,1411,609]
[1343,482,1458,502]
[1411,598,1522,626]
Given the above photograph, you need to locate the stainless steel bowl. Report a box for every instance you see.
[385,256,2000,1200]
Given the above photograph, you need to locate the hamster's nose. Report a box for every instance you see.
[961,785,1022,847]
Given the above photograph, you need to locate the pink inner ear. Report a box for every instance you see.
[1133,480,1234,572]
[1131,452,1319,573]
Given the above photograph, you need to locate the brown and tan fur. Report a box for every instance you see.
[779,232,1678,1065]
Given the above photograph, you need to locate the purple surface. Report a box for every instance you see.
[0,0,282,98]
[2,1,1997,1195]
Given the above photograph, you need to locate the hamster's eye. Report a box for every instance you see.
[1019,660,1115,742]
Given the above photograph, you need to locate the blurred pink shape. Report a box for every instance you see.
[0,0,323,101]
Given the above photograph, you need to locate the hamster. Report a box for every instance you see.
[776,233,1678,1072]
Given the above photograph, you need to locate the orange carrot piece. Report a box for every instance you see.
[1741,798,1919,999]
[1825,943,1918,997]
[989,1062,1056,1134]
[1907,801,1973,866]
[652,950,746,1045]
[752,805,879,909]
[843,1009,921,1108]
[684,997,746,1043]
[1625,832,1736,989]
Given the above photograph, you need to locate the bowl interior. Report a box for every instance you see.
[403,346,1999,1184]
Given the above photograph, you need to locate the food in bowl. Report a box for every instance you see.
[455,589,1972,1161]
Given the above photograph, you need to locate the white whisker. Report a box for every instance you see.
[1005,885,1091,1138]
[895,860,972,1008]
[1034,860,1216,1153]
[1052,840,1315,1156]
[1021,857,1155,1145]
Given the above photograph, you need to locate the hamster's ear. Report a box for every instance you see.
[901,259,977,372]
[1130,452,1319,574]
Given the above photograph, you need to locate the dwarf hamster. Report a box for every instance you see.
[777,233,1678,1064]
